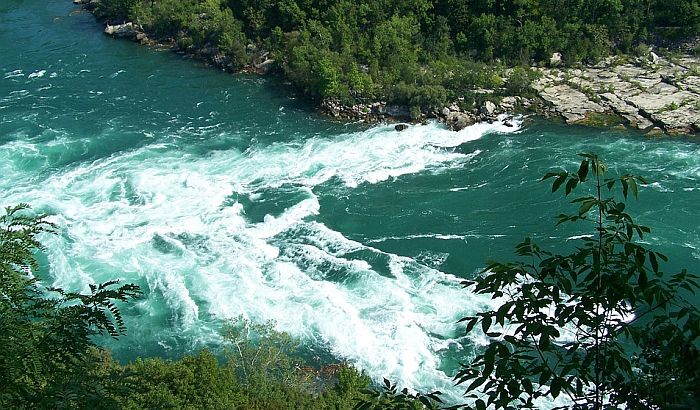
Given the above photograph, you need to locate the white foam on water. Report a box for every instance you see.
[0,118,522,403]
[228,118,518,189]
[4,69,24,79]
[28,69,46,79]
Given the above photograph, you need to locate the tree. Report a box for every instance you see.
[0,204,141,409]
[454,153,700,409]
[359,154,700,409]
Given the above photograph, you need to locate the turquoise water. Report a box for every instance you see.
[2,0,699,401]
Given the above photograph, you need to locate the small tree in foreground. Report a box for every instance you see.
[0,204,141,408]
[454,153,700,409]
[359,154,700,410]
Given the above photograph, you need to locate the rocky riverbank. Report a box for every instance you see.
[533,53,700,135]
[322,51,700,135]
[319,97,530,131]
[80,0,700,135]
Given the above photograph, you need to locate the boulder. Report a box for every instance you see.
[395,124,409,132]
[499,96,517,110]
[650,51,660,64]
[446,112,475,131]
[104,22,138,39]
[254,59,275,75]
[550,52,562,67]
[385,105,410,118]
[212,53,229,67]
[481,100,496,116]
[646,127,664,136]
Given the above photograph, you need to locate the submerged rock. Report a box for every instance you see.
[395,124,409,132]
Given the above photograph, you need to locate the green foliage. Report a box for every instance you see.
[95,0,700,107]
[389,83,448,111]
[504,66,540,98]
[0,204,141,409]
[97,0,139,19]
[114,350,245,409]
[219,318,372,409]
[89,317,371,409]
[358,378,442,410]
[453,154,700,409]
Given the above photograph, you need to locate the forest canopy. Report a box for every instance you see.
[95,0,700,108]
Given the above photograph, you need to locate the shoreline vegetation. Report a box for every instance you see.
[73,0,700,135]
[0,203,373,409]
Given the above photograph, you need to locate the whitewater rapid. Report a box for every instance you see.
[1,117,522,399]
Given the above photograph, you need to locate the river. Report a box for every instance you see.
[1,0,699,401]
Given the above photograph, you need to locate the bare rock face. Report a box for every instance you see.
[599,93,653,130]
[535,83,605,124]
[533,53,700,134]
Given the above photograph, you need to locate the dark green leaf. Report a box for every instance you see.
[550,377,562,399]
[552,175,566,193]
[464,318,478,334]
[467,377,487,392]
[577,159,589,181]
[482,316,492,333]
[649,252,658,273]
[354,402,372,410]
[541,172,561,181]
[639,270,648,289]
[578,200,595,215]
[565,177,578,196]
[629,178,639,198]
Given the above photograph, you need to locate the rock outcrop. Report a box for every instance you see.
[104,22,138,40]
[533,54,700,134]
[445,111,476,131]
